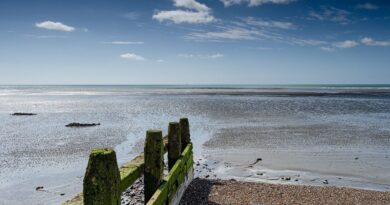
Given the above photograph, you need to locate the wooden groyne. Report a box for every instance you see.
[63,118,193,205]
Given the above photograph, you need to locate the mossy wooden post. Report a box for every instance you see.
[168,122,181,170]
[83,149,121,205]
[144,130,164,203]
[180,118,190,152]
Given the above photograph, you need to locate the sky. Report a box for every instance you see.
[0,0,389,85]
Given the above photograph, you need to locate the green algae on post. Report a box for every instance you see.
[144,130,164,202]
[180,118,190,152]
[168,122,181,170]
[83,148,121,205]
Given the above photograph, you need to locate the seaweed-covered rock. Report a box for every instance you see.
[65,122,101,127]
[11,112,37,116]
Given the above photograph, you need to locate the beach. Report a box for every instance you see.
[180,178,390,205]
[0,85,390,204]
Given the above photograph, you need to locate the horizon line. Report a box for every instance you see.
[1,83,390,86]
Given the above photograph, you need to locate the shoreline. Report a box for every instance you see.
[197,151,390,191]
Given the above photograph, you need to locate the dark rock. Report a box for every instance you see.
[60,193,65,196]
[35,186,44,191]
[65,122,101,127]
[354,157,359,160]
[249,158,262,166]
[323,179,329,184]
[11,112,37,116]
[282,177,291,181]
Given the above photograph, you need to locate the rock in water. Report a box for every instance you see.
[65,122,101,127]
[35,186,44,191]
[249,158,262,166]
[323,179,329,184]
[11,112,37,116]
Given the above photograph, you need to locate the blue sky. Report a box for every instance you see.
[0,0,389,84]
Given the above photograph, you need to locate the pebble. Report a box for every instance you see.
[323,180,329,184]
[121,177,145,205]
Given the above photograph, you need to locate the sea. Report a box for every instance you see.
[0,85,389,204]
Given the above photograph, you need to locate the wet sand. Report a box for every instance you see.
[180,178,390,205]
[201,125,390,191]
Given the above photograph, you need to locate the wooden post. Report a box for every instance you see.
[180,118,190,152]
[144,130,164,203]
[83,149,121,205]
[168,122,181,170]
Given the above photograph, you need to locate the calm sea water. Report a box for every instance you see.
[0,85,390,204]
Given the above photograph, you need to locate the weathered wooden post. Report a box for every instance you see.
[168,122,181,170]
[180,118,190,151]
[144,130,164,203]
[83,148,121,205]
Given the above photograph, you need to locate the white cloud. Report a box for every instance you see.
[221,0,296,7]
[290,38,327,46]
[320,46,335,52]
[153,10,214,24]
[157,59,165,63]
[209,53,224,58]
[35,21,75,32]
[178,53,224,59]
[319,37,390,52]
[356,3,378,10]
[361,37,390,47]
[185,22,325,47]
[174,0,210,12]
[153,0,214,24]
[186,27,264,41]
[333,40,359,48]
[109,41,144,45]
[309,6,350,24]
[243,17,296,29]
[120,53,145,61]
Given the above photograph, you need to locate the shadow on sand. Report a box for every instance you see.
[179,178,221,205]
